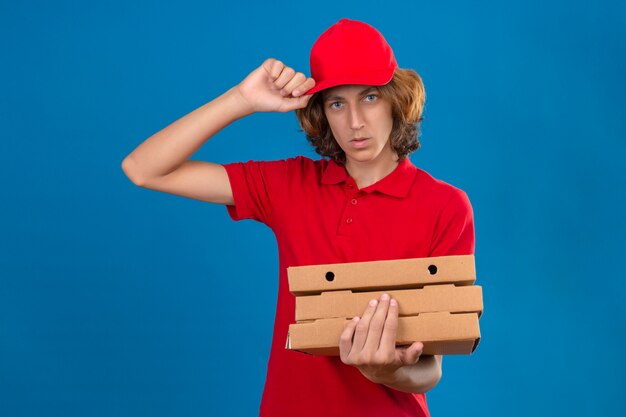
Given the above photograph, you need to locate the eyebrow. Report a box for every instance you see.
[324,87,379,102]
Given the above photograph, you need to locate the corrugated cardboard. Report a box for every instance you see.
[287,254,475,296]
[285,254,482,356]
[286,312,481,356]
[295,284,483,321]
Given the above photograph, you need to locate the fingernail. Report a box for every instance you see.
[390,299,397,306]
[381,293,389,301]
[369,299,378,307]
[293,90,300,96]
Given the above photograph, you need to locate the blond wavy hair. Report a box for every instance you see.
[295,68,426,165]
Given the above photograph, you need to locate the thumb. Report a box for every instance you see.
[281,93,312,112]
[401,342,424,365]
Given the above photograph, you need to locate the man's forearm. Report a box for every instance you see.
[122,86,253,184]
[380,355,443,394]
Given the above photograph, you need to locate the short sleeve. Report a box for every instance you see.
[428,189,475,257]
[222,159,288,228]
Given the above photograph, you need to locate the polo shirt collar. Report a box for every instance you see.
[321,157,418,198]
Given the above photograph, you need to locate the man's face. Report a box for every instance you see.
[323,84,396,166]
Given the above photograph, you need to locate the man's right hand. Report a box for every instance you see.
[235,58,316,114]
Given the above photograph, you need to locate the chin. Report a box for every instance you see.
[346,153,379,164]
[351,148,384,159]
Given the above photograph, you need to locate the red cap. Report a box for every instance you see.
[305,18,398,95]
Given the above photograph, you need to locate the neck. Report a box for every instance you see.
[345,153,400,189]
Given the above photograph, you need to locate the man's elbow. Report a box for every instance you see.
[121,156,146,186]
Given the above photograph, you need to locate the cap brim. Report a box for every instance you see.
[303,68,396,95]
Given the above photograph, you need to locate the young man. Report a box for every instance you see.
[122,18,474,417]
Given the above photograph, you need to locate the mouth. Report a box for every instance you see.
[349,137,371,149]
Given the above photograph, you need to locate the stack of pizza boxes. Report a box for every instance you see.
[285,255,483,356]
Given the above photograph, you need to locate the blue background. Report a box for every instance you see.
[1,0,625,416]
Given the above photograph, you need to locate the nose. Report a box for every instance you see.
[349,105,365,130]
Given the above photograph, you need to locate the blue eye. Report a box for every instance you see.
[328,95,377,109]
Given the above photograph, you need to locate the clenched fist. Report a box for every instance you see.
[235,58,317,113]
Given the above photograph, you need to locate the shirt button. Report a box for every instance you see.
[346,218,353,224]
[351,199,358,205]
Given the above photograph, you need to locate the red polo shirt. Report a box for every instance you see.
[223,155,475,417]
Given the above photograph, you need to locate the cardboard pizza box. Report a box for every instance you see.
[285,254,482,356]
[286,311,481,356]
[287,254,476,296]
[295,284,483,321]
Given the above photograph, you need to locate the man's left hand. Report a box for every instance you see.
[338,293,424,384]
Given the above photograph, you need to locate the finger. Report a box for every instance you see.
[378,296,399,356]
[295,93,313,108]
[280,72,306,96]
[279,93,313,112]
[364,293,391,352]
[263,58,283,80]
[292,78,316,97]
[339,316,359,363]
[273,66,296,89]
[401,341,424,365]
[351,298,379,353]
